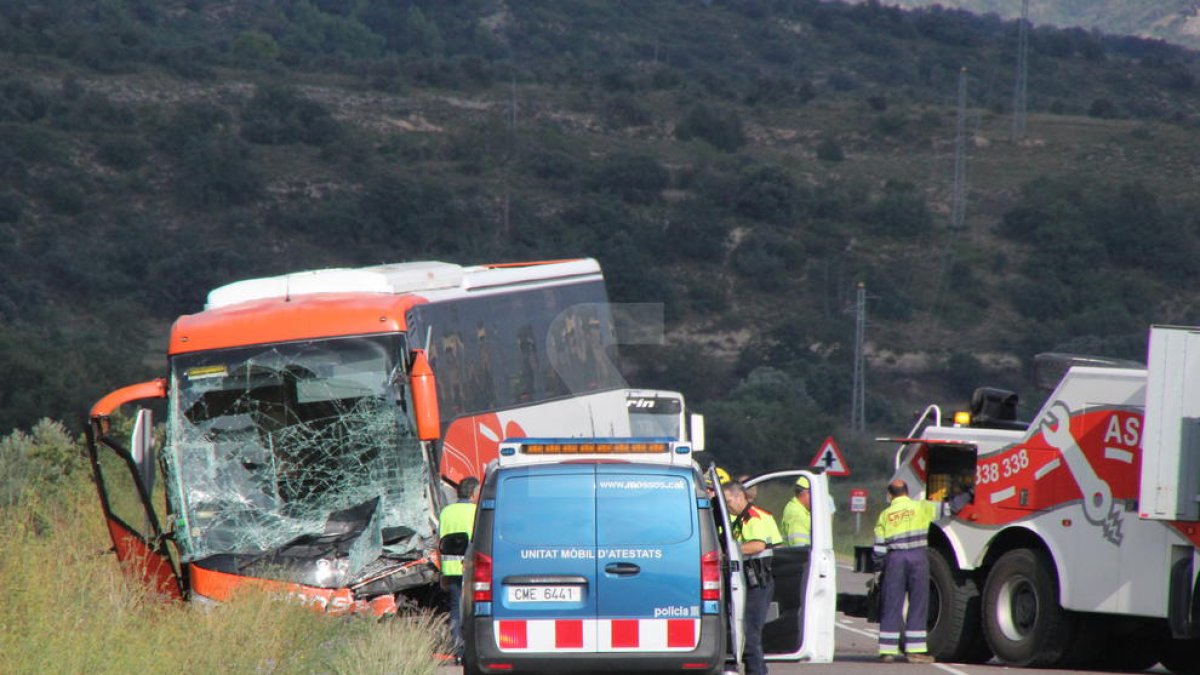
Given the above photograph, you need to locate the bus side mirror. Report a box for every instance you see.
[131,408,156,497]
[409,349,441,441]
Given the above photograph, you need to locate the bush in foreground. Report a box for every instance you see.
[0,422,444,674]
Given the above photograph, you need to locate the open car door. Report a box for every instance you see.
[86,380,182,600]
[743,470,836,663]
[709,465,745,672]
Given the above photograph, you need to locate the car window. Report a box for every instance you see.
[596,473,693,545]
[496,473,595,545]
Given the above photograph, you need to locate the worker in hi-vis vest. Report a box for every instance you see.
[873,479,970,663]
[440,476,480,663]
[780,475,812,548]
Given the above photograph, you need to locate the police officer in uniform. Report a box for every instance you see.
[723,480,782,675]
[439,476,480,663]
[781,475,812,548]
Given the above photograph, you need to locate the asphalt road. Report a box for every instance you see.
[440,564,1171,675]
[760,564,1170,675]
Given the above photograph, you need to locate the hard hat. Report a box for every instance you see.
[795,475,810,490]
[716,467,731,485]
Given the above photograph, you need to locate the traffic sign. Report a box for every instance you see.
[810,436,850,477]
[850,488,868,513]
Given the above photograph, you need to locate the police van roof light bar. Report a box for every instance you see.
[497,438,690,467]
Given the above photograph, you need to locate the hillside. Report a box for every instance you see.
[854,0,1200,51]
[5,0,1200,473]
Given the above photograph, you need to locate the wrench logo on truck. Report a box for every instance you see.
[1040,401,1124,546]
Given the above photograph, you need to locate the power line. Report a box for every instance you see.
[1011,0,1029,141]
[850,282,866,433]
[952,66,969,229]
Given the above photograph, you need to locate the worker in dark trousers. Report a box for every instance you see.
[439,476,480,664]
[874,479,936,663]
[874,479,971,663]
[723,480,782,675]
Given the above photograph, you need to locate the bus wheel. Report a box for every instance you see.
[928,548,991,663]
[982,548,1076,667]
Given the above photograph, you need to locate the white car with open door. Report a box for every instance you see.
[708,466,837,666]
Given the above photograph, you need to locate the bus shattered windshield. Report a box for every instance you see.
[165,334,432,588]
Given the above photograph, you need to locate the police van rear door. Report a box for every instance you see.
[594,464,704,653]
[743,470,836,664]
[491,465,599,652]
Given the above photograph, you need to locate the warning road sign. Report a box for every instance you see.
[810,436,850,477]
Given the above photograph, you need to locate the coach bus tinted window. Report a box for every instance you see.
[496,473,595,546]
[596,474,693,545]
[409,281,625,417]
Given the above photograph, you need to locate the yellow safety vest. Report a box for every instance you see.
[873,495,938,555]
[438,501,476,577]
[781,498,811,547]
[732,505,782,559]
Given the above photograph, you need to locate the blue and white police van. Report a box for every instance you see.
[458,439,836,675]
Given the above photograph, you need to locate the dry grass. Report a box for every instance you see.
[0,482,445,675]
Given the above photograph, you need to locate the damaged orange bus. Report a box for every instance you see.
[86,259,700,614]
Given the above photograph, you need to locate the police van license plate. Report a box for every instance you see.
[507,586,581,603]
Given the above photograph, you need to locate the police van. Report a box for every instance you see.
[457,439,835,674]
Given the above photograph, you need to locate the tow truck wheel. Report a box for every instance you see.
[982,548,1077,667]
[927,548,992,663]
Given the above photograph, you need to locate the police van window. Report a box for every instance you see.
[496,473,595,546]
[596,474,693,546]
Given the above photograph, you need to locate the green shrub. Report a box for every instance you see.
[731,229,796,291]
[816,137,844,161]
[0,192,23,223]
[735,165,801,224]
[675,104,746,152]
[97,137,148,171]
[174,134,262,207]
[231,30,281,66]
[0,79,49,122]
[664,200,730,261]
[590,153,669,204]
[600,95,652,128]
[866,180,931,236]
[0,419,84,508]
[0,481,445,673]
[240,85,342,146]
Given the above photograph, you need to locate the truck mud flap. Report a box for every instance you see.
[837,593,869,619]
[1169,556,1200,639]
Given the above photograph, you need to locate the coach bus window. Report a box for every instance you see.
[409,281,625,419]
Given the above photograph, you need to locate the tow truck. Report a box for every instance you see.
[873,324,1200,671]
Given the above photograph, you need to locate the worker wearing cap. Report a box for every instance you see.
[723,480,782,675]
[439,477,480,663]
[781,475,812,548]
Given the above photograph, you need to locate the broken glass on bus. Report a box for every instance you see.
[165,334,432,589]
